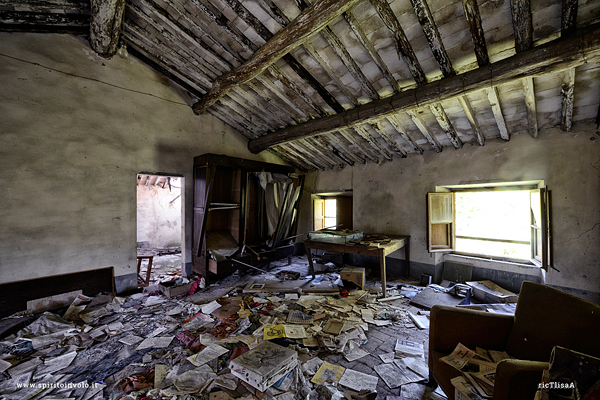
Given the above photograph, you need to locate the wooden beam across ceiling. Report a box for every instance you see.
[191,0,362,115]
[90,0,125,58]
[248,24,600,153]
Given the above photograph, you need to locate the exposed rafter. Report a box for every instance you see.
[249,25,600,153]
[487,87,510,141]
[192,0,361,114]
[561,0,578,132]
[407,110,443,153]
[457,95,485,146]
[462,0,489,67]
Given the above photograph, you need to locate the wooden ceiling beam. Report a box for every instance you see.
[297,139,337,169]
[90,0,125,57]
[192,0,361,114]
[370,0,427,86]
[510,0,533,53]
[254,75,311,122]
[457,95,485,146]
[522,77,538,138]
[282,143,326,170]
[340,129,379,163]
[248,24,600,153]
[561,0,578,132]
[319,26,380,101]
[354,125,393,161]
[411,0,455,77]
[486,87,510,141]
[220,0,344,114]
[407,110,443,153]
[462,0,489,67]
[276,145,317,170]
[386,114,423,154]
[429,103,462,149]
[344,10,400,92]
[325,133,367,165]
[371,122,407,158]
[311,137,354,166]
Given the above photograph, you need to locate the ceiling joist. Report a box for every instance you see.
[248,24,600,153]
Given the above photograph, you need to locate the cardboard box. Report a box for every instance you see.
[307,230,363,244]
[229,341,298,392]
[340,267,365,288]
[466,280,518,303]
[158,280,194,298]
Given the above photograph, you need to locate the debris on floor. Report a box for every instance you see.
[0,256,450,400]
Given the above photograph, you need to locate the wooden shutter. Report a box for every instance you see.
[427,192,455,252]
[530,187,552,269]
[314,198,325,230]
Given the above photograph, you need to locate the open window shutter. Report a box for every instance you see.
[530,187,552,269]
[314,198,325,230]
[427,192,455,252]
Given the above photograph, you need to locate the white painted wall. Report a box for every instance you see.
[0,33,284,291]
[137,182,182,249]
[311,127,600,295]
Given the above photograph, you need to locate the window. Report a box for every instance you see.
[313,195,353,231]
[427,182,551,269]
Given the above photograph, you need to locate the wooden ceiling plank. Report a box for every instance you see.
[311,137,353,166]
[510,0,533,53]
[371,121,407,157]
[192,0,362,114]
[187,0,256,54]
[90,0,125,58]
[298,139,337,168]
[230,87,287,129]
[220,96,273,134]
[126,5,224,78]
[207,107,256,138]
[274,145,315,170]
[247,24,600,153]
[282,53,344,113]
[457,95,485,146]
[462,0,489,67]
[325,133,367,164]
[429,103,462,148]
[281,143,326,170]
[522,77,539,138]
[410,0,455,77]
[300,42,359,105]
[255,75,312,122]
[354,125,393,161]
[486,87,510,141]
[561,0,577,132]
[126,37,209,95]
[252,0,289,28]
[318,26,380,100]
[561,67,576,132]
[340,128,379,163]
[124,22,213,89]
[268,148,308,171]
[246,81,303,125]
[266,64,328,118]
[370,0,427,86]
[132,0,233,72]
[344,10,400,92]
[385,114,423,154]
[407,110,443,152]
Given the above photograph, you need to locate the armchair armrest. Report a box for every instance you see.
[493,359,549,400]
[430,305,515,355]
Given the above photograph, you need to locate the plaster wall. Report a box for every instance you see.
[136,182,182,249]
[311,127,600,298]
[0,33,284,292]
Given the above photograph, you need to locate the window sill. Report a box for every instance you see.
[443,253,544,278]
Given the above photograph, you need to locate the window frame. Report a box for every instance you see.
[427,181,552,269]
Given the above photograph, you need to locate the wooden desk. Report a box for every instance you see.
[304,235,410,297]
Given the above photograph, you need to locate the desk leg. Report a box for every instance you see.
[379,249,387,298]
[405,239,410,278]
[137,258,143,286]
[145,257,153,287]
[304,243,315,279]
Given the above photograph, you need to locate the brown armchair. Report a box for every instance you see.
[429,281,600,400]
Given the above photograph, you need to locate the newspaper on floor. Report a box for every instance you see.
[451,375,485,400]
[187,344,229,366]
[395,339,424,358]
[440,343,476,370]
[136,336,173,350]
[338,368,378,392]
[311,361,345,385]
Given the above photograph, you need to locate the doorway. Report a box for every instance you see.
[136,174,184,286]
